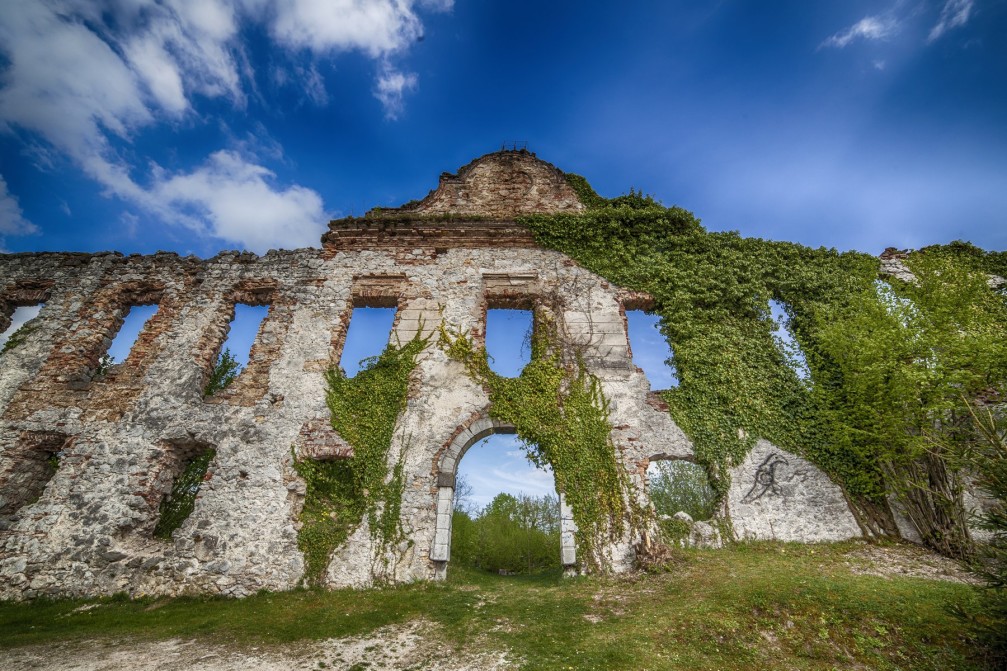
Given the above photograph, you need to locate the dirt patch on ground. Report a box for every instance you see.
[0,620,516,671]
[844,541,979,584]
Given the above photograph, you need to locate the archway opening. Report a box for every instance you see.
[452,433,559,575]
[434,424,576,579]
[646,458,716,539]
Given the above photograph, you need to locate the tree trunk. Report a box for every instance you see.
[886,451,974,559]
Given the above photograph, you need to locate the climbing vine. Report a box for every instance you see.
[517,181,1006,548]
[294,333,426,585]
[440,316,629,570]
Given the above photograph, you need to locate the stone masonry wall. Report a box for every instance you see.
[0,151,869,600]
[0,239,703,598]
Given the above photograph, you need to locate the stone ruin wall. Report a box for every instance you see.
[0,151,875,600]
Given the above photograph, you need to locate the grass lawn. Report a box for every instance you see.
[0,541,989,670]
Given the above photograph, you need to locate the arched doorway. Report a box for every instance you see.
[431,416,577,579]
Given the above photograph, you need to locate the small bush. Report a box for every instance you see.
[203,348,240,396]
[1,322,36,355]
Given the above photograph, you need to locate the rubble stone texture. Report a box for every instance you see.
[0,150,866,600]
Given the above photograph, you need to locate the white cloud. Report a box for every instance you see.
[374,64,418,119]
[0,0,447,250]
[260,0,423,56]
[820,15,898,49]
[148,150,327,252]
[0,176,38,244]
[928,0,974,42]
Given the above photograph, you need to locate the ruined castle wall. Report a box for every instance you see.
[0,239,705,598]
[0,151,874,599]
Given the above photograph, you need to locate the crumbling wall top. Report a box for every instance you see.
[374,149,585,219]
[322,150,586,252]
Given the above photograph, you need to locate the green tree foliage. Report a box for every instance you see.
[203,348,240,396]
[451,493,561,574]
[811,253,1007,557]
[956,404,1007,665]
[649,460,717,521]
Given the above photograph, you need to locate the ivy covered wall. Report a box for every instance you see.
[519,176,1007,547]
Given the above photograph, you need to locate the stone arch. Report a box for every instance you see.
[430,414,577,578]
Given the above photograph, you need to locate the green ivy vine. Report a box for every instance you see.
[440,316,630,570]
[294,333,426,585]
[517,180,1006,536]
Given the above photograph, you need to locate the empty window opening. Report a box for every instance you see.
[152,443,216,540]
[0,432,69,523]
[1,304,43,354]
[105,304,159,366]
[874,280,917,324]
[340,306,396,377]
[222,303,269,369]
[768,300,810,381]
[451,433,562,575]
[205,303,269,396]
[647,459,716,528]
[485,309,533,377]
[625,310,678,388]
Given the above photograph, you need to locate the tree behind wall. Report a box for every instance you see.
[451,493,560,574]
[812,252,1007,558]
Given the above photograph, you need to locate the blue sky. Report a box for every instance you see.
[2,1,1004,504]
[1,1,1004,256]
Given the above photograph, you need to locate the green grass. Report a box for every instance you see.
[0,541,988,670]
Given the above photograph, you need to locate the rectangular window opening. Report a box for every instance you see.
[205,303,270,396]
[768,299,811,381]
[625,309,678,389]
[340,302,397,378]
[1,304,44,355]
[152,441,216,540]
[646,458,717,523]
[485,308,533,377]
[104,303,159,371]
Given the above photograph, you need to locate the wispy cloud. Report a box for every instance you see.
[928,0,975,42]
[820,15,899,49]
[0,175,38,249]
[0,1,446,251]
[374,64,419,119]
